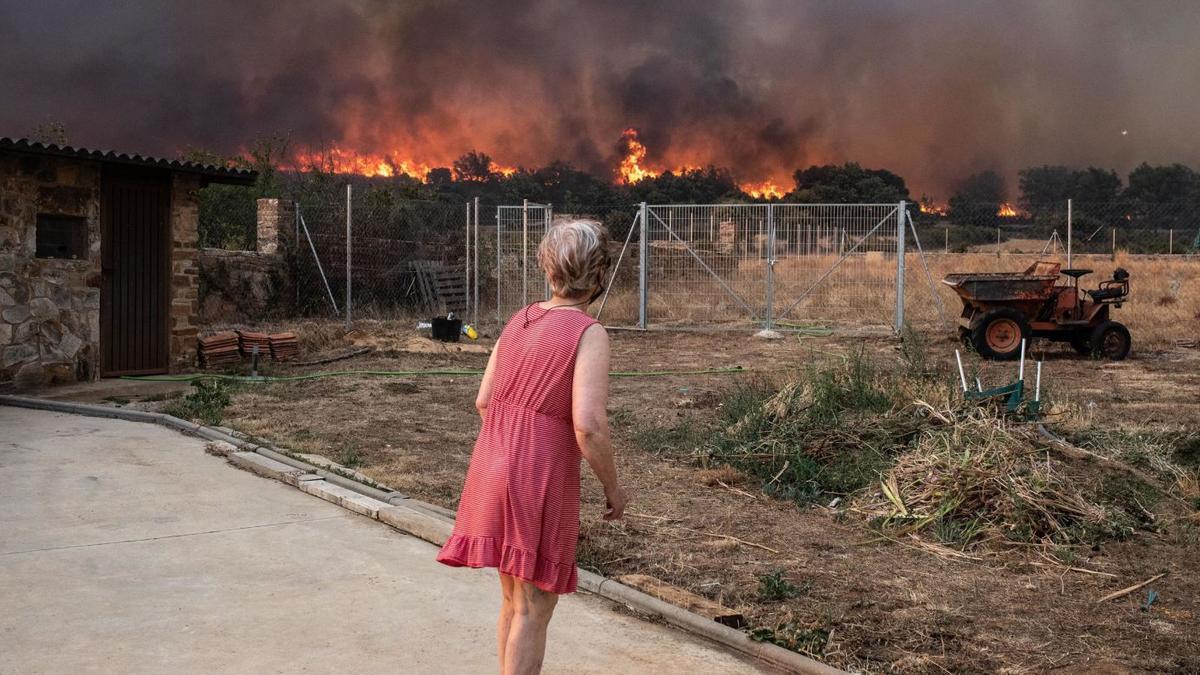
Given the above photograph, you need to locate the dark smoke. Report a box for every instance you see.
[2,0,1198,196]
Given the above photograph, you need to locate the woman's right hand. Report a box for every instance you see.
[603,486,629,521]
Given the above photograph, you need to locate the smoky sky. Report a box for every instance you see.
[2,0,1198,196]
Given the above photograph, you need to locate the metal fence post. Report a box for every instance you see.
[545,204,552,300]
[894,200,906,333]
[1066,198,1072,269]
[345,183,352,330]
[638,202,648,329]
[765,203,775,331]
[522,198,529,306]
[473,197,479,326]
[495,207,501,324]
[465,201,471,319]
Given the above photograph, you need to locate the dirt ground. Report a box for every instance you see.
[214,326,1199,673]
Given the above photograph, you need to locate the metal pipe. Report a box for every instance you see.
[473,197,479,326]
[1067,198,1072,269]
[465,201,471,319]
[765,203,775,331]
[495,207,501,324]
[522,198,529,305]
[1018,339,1026,381]
[638,202,648,329]
[975,377,983,392]
[1035,361,1042,402]
[345,183,352,330]
[955,350,968,392]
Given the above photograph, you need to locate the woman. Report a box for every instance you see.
[437,219,629,675]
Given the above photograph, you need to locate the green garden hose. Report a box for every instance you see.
[121,366,745,384]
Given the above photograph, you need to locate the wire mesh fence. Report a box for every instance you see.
[287,189,470,322]
[206,188,1197,346]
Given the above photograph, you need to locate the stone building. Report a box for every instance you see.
[0,138,255,388]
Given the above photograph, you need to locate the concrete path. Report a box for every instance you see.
[0,406,768,674]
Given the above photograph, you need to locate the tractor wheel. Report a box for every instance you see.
[1090,321,1131,360]
[1068,330,1092,355]
[971,308,1030,360]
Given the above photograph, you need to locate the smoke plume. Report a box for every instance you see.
[2,0,1197,196]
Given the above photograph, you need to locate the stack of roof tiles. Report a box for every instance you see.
[237,330,271,357]
[268,332,299,361]
[198,332,241,369]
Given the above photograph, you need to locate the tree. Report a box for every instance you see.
[787,163,910,203]
[1018,165,1121,208]
[948,170,1006,224]
[452,151,495,182]
[1123,163,1200,205]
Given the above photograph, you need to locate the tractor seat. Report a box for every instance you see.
[1087,287,1126,301]
[1060,268,1093,279]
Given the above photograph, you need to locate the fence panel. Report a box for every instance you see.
[494,202,551,322]
[771,204,901,328]
[642,204,769,328]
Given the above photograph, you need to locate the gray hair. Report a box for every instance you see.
[536,220,611,300]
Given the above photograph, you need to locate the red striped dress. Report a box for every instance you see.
[436,303,599,594]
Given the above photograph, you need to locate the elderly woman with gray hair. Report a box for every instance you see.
[437,219,629,674]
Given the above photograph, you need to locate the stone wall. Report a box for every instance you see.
[170,173,202,369]
[197,248,288,324]
[0,153,102,388]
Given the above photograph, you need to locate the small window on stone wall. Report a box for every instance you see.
[36,214,89,260]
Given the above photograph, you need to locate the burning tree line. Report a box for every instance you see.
[184,134,1200,252]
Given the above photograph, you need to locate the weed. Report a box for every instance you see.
[747,622,828,656]
[757,570,807,602]
[337,446,364,469]
[163,380,234,426]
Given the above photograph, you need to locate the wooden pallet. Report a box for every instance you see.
[411,261,467,315]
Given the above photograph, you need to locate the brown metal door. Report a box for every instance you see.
[101,167,171,376]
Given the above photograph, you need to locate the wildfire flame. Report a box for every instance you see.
[997,202,1018,217]
[286,129,779,198]
[617,128,653,184]
[919,201,948,216]
[293,147,433,180]
[741,181,784,200]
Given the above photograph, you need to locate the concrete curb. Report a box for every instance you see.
[0,394,840,675]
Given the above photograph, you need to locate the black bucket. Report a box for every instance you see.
[431,318,462,342]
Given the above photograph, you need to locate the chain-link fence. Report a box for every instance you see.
[287,188,471,322]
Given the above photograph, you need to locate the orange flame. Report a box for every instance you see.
[293,147,432,180]
[740,180,784,199]
[618,128,653,184]
[920,201,948,216]
[997,203,1018,217]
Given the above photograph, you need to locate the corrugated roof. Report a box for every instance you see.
[0,137,257,185]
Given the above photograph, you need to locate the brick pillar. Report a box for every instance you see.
[257,198,295,255]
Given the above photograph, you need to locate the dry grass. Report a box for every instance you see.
[598,250,1200,345]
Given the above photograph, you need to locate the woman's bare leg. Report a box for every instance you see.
[503,578,559,675]
[497,574,516,673]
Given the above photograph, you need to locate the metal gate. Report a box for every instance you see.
[629,203,905,330]
[494,201,551,321]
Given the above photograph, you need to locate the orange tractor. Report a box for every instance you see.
[943,261,1131,360]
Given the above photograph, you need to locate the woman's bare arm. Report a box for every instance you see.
[475,337,502,418]
[572,324,627,520]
